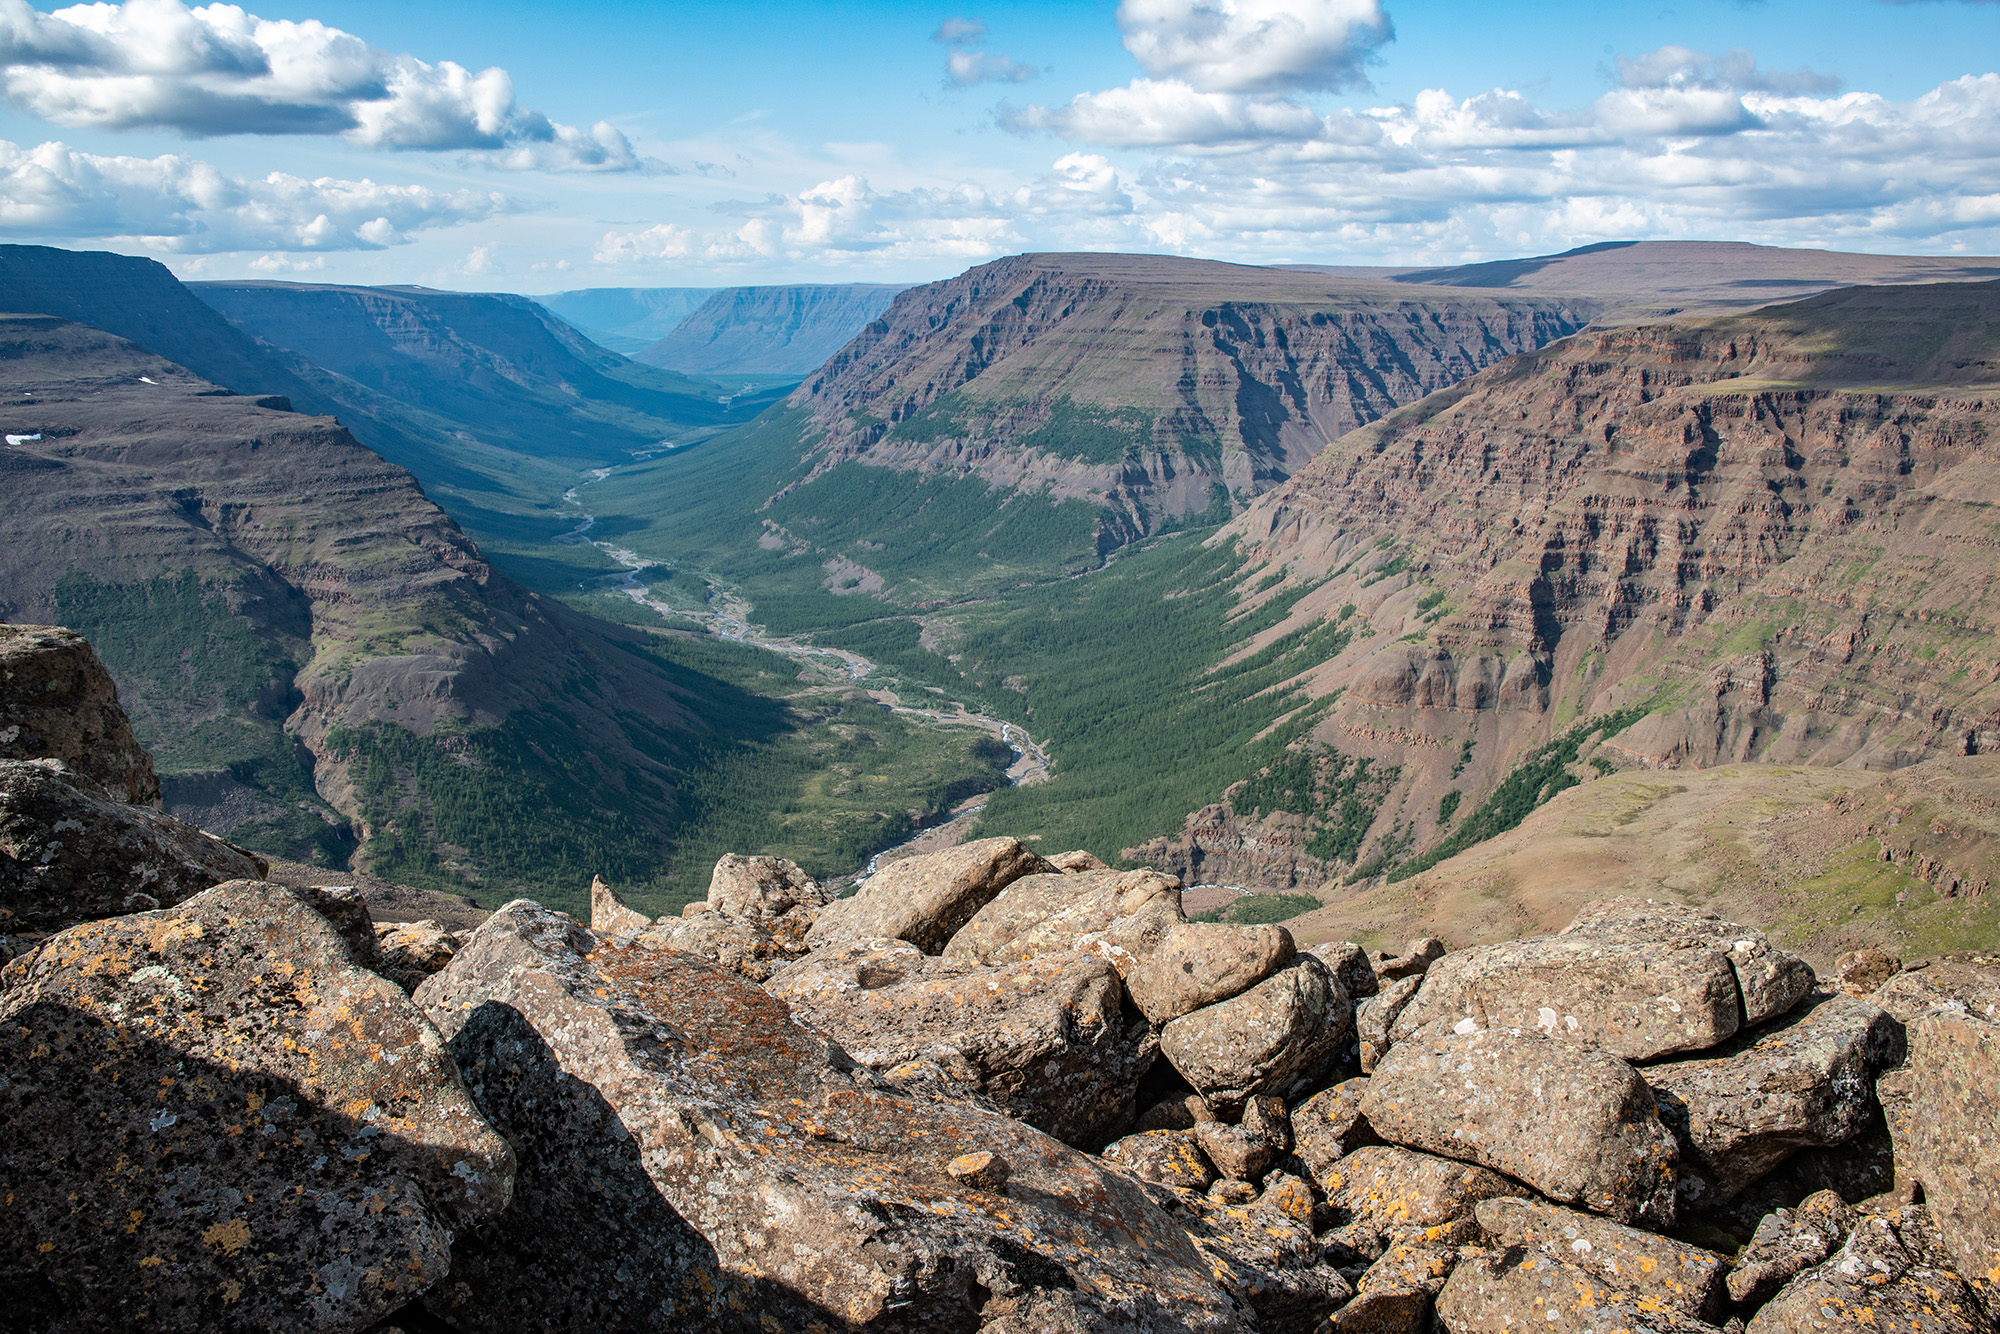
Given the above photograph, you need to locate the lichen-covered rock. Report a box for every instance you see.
[1047,849,1110,873]
[0,622,159,805]
[1331,1285,1435,1334]
[1311,940,1380,1000]
[1134,1091,1220,1132]
[415,901,1245,1332]
[1473,1196,1727,1320]
[944,866,1184,966]
[806,836,1054,954]
[1362,1028,1679,1227]
[299,883,380,967]
[1727,1191,1856,1307]
[1356,1219,1477,1296]
[0,880,513,1333]
[704,853,828,951]
[1194,1095,1290,1182]
[1102,1129,1217,1191]
[1315,1146,1516,1257]
[764,936,1156,1148]
[1560,898,1816,1029]
[1160,955,1352,1115]
[588,874,650,935]
[1834,948,1901,998]
[1375,938,1445,983]
[1645,995,1902,1202]
[374,918,461,993]
[1746,1211,1987,1334]
[1869,952,2000,1027]
[1154,1173,1355,1334]
[634,909,788,982]
[1357,973,1423,1073]
[1,757,264,961]
[1437,1246,1719,1334]
[1126,923,1296,1025]
[1293,1077,1379,1182]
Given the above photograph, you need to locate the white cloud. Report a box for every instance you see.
[947,50,1036,87]
[0,0,653,171]
[1115,0,1391,94]
[932,17,987,47]
[0,136,510,250]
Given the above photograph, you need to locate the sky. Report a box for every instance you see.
[0,0,1996,291]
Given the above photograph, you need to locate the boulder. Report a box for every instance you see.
[1311,940,1380,1000]
[1133,1091,1220,1132]
[1047,849,1110,872]
[588,874,650,935]
[1315,1147,1516,1258]
[1473,1196,1727,1320]
[0,622,159,805]
[805,836,1053,954]
[1375,937,1445,983]
[374,919,461,993]
[1356,973,1423,1073]
[1726,1190,1856,1307]
[704,853,828,951]
[764,936,1155,1148]
[1194,1095,1290,1182]
[1876,963,2000,1302]
[1156,1172,1355,1334]
[1834,948,1901,998]
[1362,1028,1679,1227]
[1869,951,2000,1026]
[634,909,788,982]
[1126,923,1296,1025]
[414,901,1245,1332]
[1293,1077,1380,1182]
[1339,1220,1480,1334]
[0,880,513,1333]
[1,757,264,962]
[1437,1246,1718,1334]
[944,866,1184,966]
[1644,994,1902,1202]
[1102,1129,1217,1192]
[1159,955,1353,1115]
[1333,1286,1439,1334]
[1746,1211,1986,1334]
[297,883,381,967]
[1560,897,1816,1029]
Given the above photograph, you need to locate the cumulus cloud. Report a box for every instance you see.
[933,12,1036,87]
[0,0,653,170]
[0,136,510,250]
[1115,0,1392,94]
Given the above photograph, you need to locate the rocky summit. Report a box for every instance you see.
[1,625,1997,1333]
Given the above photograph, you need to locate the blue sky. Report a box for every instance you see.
[0,0,1995,289]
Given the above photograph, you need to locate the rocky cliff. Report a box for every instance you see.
[637,282,908,375]
[1135,279,2000,890]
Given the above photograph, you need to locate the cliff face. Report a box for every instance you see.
[637,283,907,375]
[1138,280,2000,887]
[784,254,1599,544]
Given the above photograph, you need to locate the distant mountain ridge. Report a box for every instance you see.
[534,286,720,355]
[636,283,908,375]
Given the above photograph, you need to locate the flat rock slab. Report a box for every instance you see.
[1,757,263,958]
[417,902,1244,1332]
[1473,1196,1726,1320]
[1560,897,1815,1029]
[1644,994,1902,1202]
[1316,1146,1517,1255]
[0,622,159,805]
[806,836,1052,954]
[1160,955,1351,1115]
[944,867,1183,967]
[1438,1246,1718,1334]
[1126,923,1296,1025]
[1362,1028,1679,1227]
[766,937,1154,1148]
[1870,952,2000,1027]
[0,880,513,1334]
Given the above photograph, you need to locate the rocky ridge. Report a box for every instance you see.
[3,625,1997,1332]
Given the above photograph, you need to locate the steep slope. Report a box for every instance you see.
[636,283,907,375]
[780,253,1598,553]
[1137,278,2000,890]
[534,286,718,354]
[0,313,712,902]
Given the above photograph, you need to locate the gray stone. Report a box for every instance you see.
[1869,952,2000,1027]
[634,909,788,982]
[1363,1027,1679,1227]
[374,918,461,994]
[1311,940,1380,999]
[1126,922,1296,1025]
[588,874,649,935]
[1101,1129,1217,1192]
[1316,1146,1516,1258]
[1833,948,1901,998]
[1745,1211,1986,1334]
[704,853,827,952]
[1474,1196,1727,1320]
[1438,1246,1719,1334]
[944,866,1183,967]
[1195,1094,1290,1182]
[1375,937,1445,983]
[1154,1171,1354,1334]
[298,883,380,968]
[1133,1092,1219,1133]
[1645,994,1902,1202]
[0,622,159,805]
[1726,1190,1856,1307]
[765,936,1155,1147]
[805,835,1053,954]
[1292,1077,1379,1183]
[0,880,513,1333]
[1160,955,1353,1116]
[1333,1286,1436,1334]
[1560,897,1816,1030]
[1047,850,1110,873]
[415,900,1245,1332]
[1357,973,1424,1073]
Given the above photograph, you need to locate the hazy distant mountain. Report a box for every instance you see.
[636,283,907,375]
[534,286,719,355]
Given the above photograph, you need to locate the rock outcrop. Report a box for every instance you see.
[944,865,1185,968]
[807,836,1052,954]
[0,623,159,805]
[1126,923,1296,1025]
[1159,954,1352,1114]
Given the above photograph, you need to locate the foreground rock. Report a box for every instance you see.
[0,622,159,805]
[1315,1146,1516,1257]
[1363,1028,1679,1227]
[1438,1246,1717,1334]
[635,910,789,982]
[418,902,1243,1331]
[1473,1196,1726,1319]
[767,936,1153,1147]
[1,757,264,960]
[588,874,649,935]
[1292,1077,1379,1181]
[0,880,513,1333]
[1727,1190,1856,1307]
[374,918,462,993]
[1561,898,1816,1028]
[1748,1210,1987,1334]
[1160,1174,1353,1334]
[1645,994,1901,1203]
[806,836,1053,954]
[1159,955,1351,1114]
[1126,923,1296,1025]
[944,866,1184,968]
[702,853,829,951]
